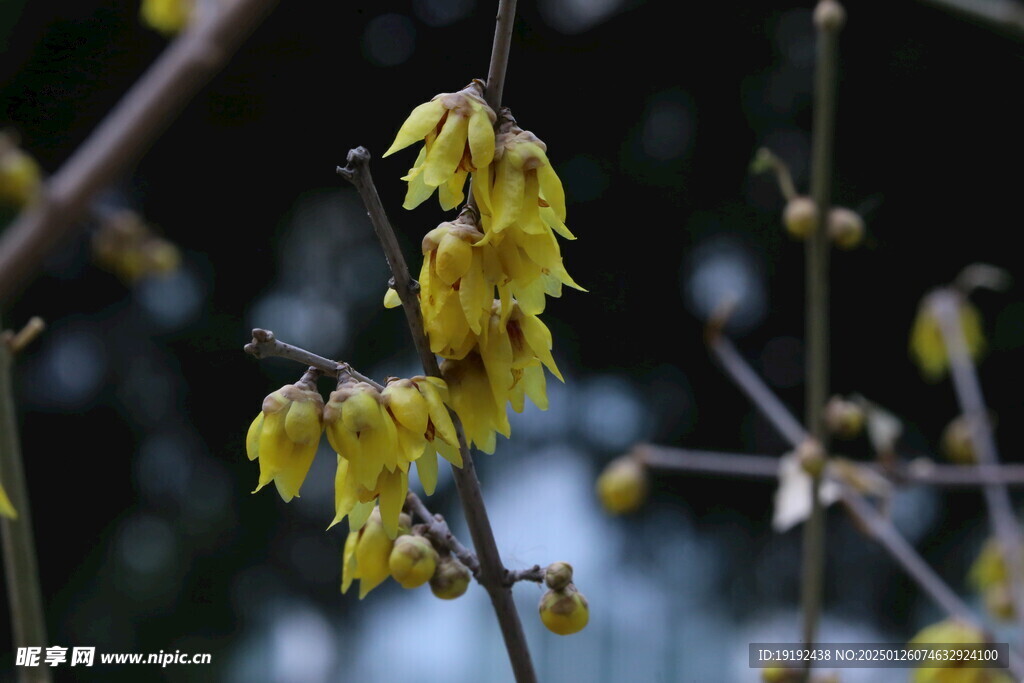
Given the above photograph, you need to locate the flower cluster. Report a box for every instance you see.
[246,370,461,539]
[385,85,582,452]
[342,507,472,600]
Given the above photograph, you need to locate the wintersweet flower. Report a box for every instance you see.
[441,353,510,454]
[246,372,324,503]
[342,507,395,599]
[139,0,193,35]
[0,137,41,207]
[384,81,497,211]
[324,380,399,494]
[472,117,573,242]
[909,296,984,381]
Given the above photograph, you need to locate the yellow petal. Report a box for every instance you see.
[383,288,401,309]
[377,469,409,539]
[436,438,463,468]
[435,232,473,286]
[417,446,439,495]
[383,382,430,435]
[423,114,469,187]
[458,250,490,335]
[536,163,566,222]
[467,107,496,169]
[418,381,458,447]
[518,170,547,235]
[541,206,576,240]
[246,412,264,461]
[329,456,359,530]
[341,530,359,594]
[492,160,525,233]
[349,500,375,532]
[438,168,468,211]
[519,313,564,382]
[384,99,446,157]
[284,398,323,445]
[471,161,493,215]
[273,440,319,503]
[356,511,394,598]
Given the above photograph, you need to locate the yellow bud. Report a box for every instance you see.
[0,146,42,207]
[389,535,439,589]
[140,0,193,35]
[782,197,818,239]
[596,455,647,515]
[539,585,589,636]
[941,415,976,465]
[824,396,865,439]
[828,207,864,250]
[429,555,471,600]
[544,562,574,591]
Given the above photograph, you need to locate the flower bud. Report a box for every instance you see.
[544,562,574,591]
[824,396,865,439]
[389,535,439,589]
[782,197,818,239]
[429,555,471,600]
[941,415,975,464]
[828,207,864,250]
[596,455,648,515]
[796,439,826,477]
[814,0,846,31]
[0,140,41,207]
[539,585,589,635]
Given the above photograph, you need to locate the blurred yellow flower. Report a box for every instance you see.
[0,482,17,519]
[246,373,324,503]
[595,455,648,515]
[140,0,193,35]
[909,618,1011,683]
[910,297,984,381]
[0,138,41,207]
[384,81,496,210]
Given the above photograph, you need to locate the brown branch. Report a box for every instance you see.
[337,148,537,682]
[0,0,280,305]
[931,289,1024,645]
[405,491,481,578]
[707,328,1024,676]
[243,328,381,388]
[482,0,519,112]
[2,317,46,355]
[636,443,1024,488]
[1,320,51,682]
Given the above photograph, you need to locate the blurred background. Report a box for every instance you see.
[2,0,1024,680]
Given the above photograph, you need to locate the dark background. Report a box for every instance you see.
[2,1,1023,680]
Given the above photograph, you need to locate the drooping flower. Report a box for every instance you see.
[246,371,324,503]
[342,507,395,599]
[909,295,984,381]
[326,376,461,537]
[596,455,648,515]
[384,81,497,210]
[440,353,509,454]
[139,0,193,35]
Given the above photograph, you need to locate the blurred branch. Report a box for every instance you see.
[1,319,50,682]
[706,326,1024,676]
[917,0,1024,40]
[752,148,798,201]
[0,0,280,306]
[636,444,1024,487]
[1,317,45,355]
[802,0,844,656]
[337,145,536,681]
[931,289,1024,644]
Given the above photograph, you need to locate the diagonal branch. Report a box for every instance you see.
[337,148,536,682]
[931,289,1024,645]
[0,0,280,305]
[706,328,1024,677]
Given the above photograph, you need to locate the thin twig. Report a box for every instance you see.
[636,443,1024,488]
[0,0,280,305]
[1,320,51,683]
[2,318,46,355]
[482,0,519,112]
[753,148,798,201]
[931,289,1024,645]
[338,148,537,681]
[243,328,381,388]
[708,329,1024,676]
[801,1,844,657]
[916,0,1024,40]
[405,492,481,577]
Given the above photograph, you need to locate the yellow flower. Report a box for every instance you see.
[0,482,17,519]
[910,297,984,381]
[342,507,395,599]
[909,618,1011,683]
[140,0,193,35]
[389,535,439,589]
[0,140,41,208]
[384,81,497,210]
[246,374,324,503]
[968,538,1024,621]
[473,119,573,243]
[477,301,562,414]
[326,376,461,537]
[539,584,589,636]
[440,353,510,454]
[596,455,648,515]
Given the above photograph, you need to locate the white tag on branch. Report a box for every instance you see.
[772,452,841,533]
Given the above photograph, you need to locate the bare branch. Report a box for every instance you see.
[917,0,1024,40]
[405,492,481,578]
[931,289,1024,645]
[0,0,280,305]
[243,328,382,388]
